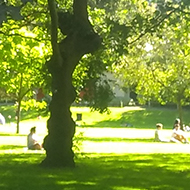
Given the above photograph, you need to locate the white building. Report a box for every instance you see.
[103,72,130,106]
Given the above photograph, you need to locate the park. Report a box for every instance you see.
[1,106,190,190]
[1,0,190,190]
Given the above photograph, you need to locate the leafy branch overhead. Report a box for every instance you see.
[0,0,34,25]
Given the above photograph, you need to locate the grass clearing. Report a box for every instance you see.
[1,106,190,189]
[1,152,190,190]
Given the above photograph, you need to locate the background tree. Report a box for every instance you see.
[147,16,190,126]
[114,3,190,126]
[0,26,49,133]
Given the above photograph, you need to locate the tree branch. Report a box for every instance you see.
[73,0,88,21]
[0,30,49,42]
[129,7,178,45]
[47,0,62,66]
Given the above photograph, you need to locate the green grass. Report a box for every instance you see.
[0,153,190,190]
[71,106,190,129]
[1,105,189,129]
[1,106,190,190]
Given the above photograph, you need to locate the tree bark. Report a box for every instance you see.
[41,0,101,167]
[16,73,31,134]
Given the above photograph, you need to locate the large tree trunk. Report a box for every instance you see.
[41,0,101,167]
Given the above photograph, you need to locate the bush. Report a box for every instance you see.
[21,99,47,113]
[73,130,84,157]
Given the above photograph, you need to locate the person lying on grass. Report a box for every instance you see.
[170,124,189,144]
[154,123,170,142]
[27,126,42,150]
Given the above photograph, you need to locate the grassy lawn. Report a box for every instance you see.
[1,152,190,190]
[1,106,190,190]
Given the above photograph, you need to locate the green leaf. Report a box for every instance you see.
[21,0,34,4]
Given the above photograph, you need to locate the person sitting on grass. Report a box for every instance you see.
[154,123,170,142]
[27,126,42,150]
[170,124,189,144]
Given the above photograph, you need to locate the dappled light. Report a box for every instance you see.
[0,153,190,190]
[73,106,184,129]
[0,0,190,187]
[0,145,25,150]
[85,108,181,129]
[1,106,190,189]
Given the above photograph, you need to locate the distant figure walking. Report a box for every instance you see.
[27,127,42,150]
[0,113,5,125]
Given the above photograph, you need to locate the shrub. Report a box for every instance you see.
[21,99,47,112]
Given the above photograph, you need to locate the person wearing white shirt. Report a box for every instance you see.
[171,124,189,144]
[27,127,42,150]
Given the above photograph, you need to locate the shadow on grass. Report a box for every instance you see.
[82,108,185,129]
[0,105,49,122]
[0,153,190,190]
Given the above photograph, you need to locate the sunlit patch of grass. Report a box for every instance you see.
[72,106,190,129]
[0,145,25,149]
[71,106,144,127]
[81,137,153,142]
[1,106,190,131]
[0,133,26,136]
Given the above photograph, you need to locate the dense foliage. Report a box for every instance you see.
[1,0,190,165]
[112,0,190,123]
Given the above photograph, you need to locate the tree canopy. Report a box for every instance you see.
[1,0,190,166]
[114,0,190,124]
